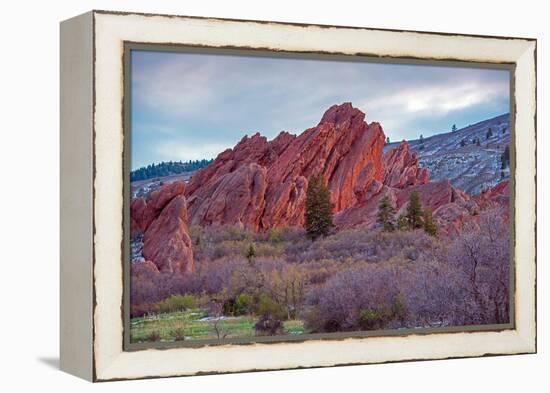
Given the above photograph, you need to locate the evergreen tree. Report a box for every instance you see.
[377,195,396,232]
[246,243,256,264]
[130,159,214,182]
[452,124,457,132]
[386,136,391,144]
[486,127,493,140]
[423,209,437,237]
[460,139,466,147]
[305,174,333,240]
[502,145,510,168]
[417,134,425,150]
[405,191,423,229]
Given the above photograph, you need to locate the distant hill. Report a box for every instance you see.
[386,114,510,195]
[130,159,213,182]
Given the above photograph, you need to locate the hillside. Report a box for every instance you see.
[386,114,510,195]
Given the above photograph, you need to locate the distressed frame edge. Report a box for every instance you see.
[90,11,537,381]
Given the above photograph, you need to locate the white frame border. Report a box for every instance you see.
[92,11,536,381]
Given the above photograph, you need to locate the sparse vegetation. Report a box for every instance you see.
[131,208,508,342]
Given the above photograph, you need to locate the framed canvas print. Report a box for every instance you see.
[60,10,537,382]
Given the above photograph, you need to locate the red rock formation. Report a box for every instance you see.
[185,132,295,196]
[186,102,386,230]
[382,141,429,188]
[335,178,479,234]
[131,181,194,274]
[188,163,268,229]
[134,103,510,241]
[130,196,147,234]
[143,194,194,274]
[474,180,510,210]
[131,181,186,235]
[131,260,160,276]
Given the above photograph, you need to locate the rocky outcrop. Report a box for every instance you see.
[132,181,194,274]
[382,141,429,188]
[186,102,386,230]
[474,180,509,210]
[143,194,194,274]
[131,181,186,235]
[132,103,510,243]
[188,163,268,229]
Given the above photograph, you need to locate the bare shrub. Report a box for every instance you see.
[254,315,284,336]
[446,209,510,325]
[146,331,161,342]
[304,263,409,332]
[171,328,186,341]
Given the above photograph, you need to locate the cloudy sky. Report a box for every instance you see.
[131,50,510,169]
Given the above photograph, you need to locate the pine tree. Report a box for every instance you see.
[377,195,396,232]
[423,209,437,237]
[386,136,391,144]
[460,139,466,147]
[452,124,457,132]
[486,128,493,140]
[246,243,256,264]
[305,174,333,240]
[502,145,510,168]
[405,191,423,229]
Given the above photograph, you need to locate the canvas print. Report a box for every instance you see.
[128,49,512,345]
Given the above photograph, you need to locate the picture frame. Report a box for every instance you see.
[60,10,537,382]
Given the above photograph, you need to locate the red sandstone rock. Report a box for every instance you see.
[188,163,268,230]
[185,132,294,197]
[160,103,508,237]
[334,186,395,229]
[130,197,147,233]
[474,180,509,210]
[335,179,479,234]
[130,181,194,274]
[131,181,186,236]
[131,260,160,276]
[382,141,429,188]
[143,194,194,274]
[186,102,386,229]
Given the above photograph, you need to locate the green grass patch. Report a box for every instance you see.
[130,309,307,343]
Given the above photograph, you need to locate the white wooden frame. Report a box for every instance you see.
[60,10,536,382]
